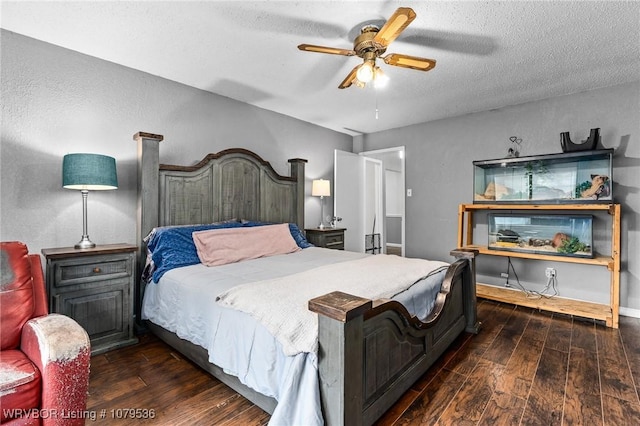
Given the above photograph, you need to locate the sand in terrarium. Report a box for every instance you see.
[488,214,593,258]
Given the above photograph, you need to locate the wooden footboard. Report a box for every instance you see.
[308,249,479,426]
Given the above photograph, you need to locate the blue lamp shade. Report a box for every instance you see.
[62,153,118,190]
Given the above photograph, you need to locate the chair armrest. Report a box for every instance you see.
[21,314,91,426]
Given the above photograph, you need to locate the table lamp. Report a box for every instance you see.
[63,153,118,249]
[311,179,331,229]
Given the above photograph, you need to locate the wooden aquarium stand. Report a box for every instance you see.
[457,203,621,328]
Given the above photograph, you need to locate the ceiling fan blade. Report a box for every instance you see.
[338,65,360,89]
[373,7,416,47]
[298,44,356,56]
[383,53,436,71]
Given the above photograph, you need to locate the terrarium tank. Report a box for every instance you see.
[488,214,594,258]
[473,149,613,204]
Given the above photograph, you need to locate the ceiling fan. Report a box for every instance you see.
[298,7,436,89]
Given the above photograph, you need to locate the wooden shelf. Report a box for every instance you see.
[477,283,613,324]
[458,203,621,328]
[460,245,613,268]
[461,203,616,212]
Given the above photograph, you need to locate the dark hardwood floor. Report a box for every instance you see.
[87,299,640,425]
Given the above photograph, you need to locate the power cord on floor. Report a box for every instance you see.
[507,257,558,299]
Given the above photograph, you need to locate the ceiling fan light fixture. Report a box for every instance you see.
[298,7,434,90]
[373,66,389,88]
[355,61,375,83]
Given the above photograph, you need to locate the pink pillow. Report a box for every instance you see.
[193,223,301,266]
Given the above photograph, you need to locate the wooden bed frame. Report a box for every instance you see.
[133,132,480,426]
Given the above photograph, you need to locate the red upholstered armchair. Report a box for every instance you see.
[1,242,90,425]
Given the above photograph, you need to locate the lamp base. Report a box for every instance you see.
[74,236,96,250]
[318,196,326,230]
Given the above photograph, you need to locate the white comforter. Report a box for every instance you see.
[217,254,448,356]
[142,248,448,425]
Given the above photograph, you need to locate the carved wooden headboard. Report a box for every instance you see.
[133,132,307,319]
[158,148,306,228]
[134,132,306,241]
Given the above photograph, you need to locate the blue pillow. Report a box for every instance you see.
[146,221,244,283]
[287,223,314,249]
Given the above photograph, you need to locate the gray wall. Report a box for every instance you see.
[360,81,640,314]
[1,30,351,256]
[3,30,638,314]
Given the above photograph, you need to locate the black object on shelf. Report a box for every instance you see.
[560,128,599,152]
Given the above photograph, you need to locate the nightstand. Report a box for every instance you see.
[305,228,346,250]
[42,243,138,355]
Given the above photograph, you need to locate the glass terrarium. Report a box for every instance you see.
[473,149,613,204]
[488,214,594,258]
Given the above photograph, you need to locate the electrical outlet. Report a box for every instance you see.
[545,267,556,278]
[500,272,510,287]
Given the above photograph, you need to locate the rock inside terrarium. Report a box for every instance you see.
[491,229,591,256]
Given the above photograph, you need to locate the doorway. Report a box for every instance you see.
[334,147,405,256]
[361,147,405,256]
[334,150,384,253]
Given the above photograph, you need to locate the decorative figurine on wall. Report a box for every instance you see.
[560,128,600,152]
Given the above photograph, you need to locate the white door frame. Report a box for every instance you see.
[363,156,384,254]
[359,146,406,257]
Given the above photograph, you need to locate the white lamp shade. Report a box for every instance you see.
[312,179,331,197]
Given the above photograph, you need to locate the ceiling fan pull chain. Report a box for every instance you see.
[375,90,379,120]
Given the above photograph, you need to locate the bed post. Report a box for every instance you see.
[288,158,307,230]
[133,131,163,328]
[450,248,480,334]
[309,291,372,426]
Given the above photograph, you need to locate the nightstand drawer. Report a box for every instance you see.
[55,257,131,286]
[324,233,344,245]
[305,228,346,250]
[325,242,344,249]
[324,233,344,249]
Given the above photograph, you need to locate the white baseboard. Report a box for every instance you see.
[387,243,402,247]
[620,307,640,319]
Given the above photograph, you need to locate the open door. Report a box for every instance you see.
[361,147,406,257]
[334,150,383,253]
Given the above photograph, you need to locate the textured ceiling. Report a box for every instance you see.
[2,1,639,136]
